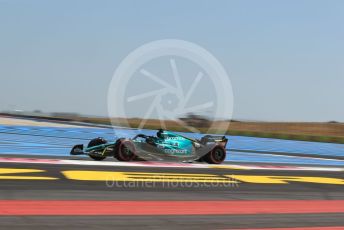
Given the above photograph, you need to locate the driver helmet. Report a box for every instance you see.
[157,129,165,139]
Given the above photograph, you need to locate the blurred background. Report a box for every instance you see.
[0,0,343,142]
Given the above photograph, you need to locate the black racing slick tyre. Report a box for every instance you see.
[115,139,136,161]
[87,137,107,161]
[204,146,226,164]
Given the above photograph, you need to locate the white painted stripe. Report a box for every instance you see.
[0,157,343,171]
[246,152,344,162]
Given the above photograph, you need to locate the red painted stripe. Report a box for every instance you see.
[232,227,344,230]
[0,200,344,216]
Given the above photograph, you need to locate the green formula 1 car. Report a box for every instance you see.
[70,129,228,164]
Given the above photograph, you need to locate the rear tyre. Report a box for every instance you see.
[115,139,136,161]
[87,137,107,161]
[204,146,226,164]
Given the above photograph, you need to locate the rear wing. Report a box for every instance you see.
[200,135,228,148]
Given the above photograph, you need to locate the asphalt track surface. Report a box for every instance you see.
[1,154,344,230]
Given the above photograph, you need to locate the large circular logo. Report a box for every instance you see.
[108,39,233,161]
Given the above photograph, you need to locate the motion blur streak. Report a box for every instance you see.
[1,200,344,215]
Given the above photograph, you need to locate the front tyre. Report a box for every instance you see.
[87,137,107,161]
[204,146,226,164]
[115,139,136,161]
[89,154,106,161]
